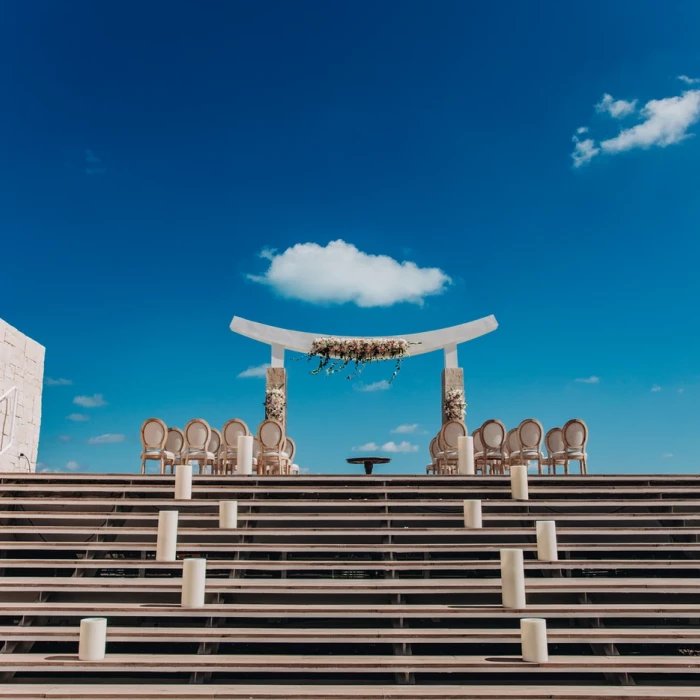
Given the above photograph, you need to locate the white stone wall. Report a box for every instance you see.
[0,318,45,473]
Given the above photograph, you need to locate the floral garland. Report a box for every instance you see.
[305,337,415,383]
[444,388,467,421]
[264,387,286,422]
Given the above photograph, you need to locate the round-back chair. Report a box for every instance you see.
[544,427,565,475]
[426,437,439,474]
[183,418,214,474]
[257,419,287,475]
[562,418,588,474]
[481,419,507,475]
[516,418,544,474]
[220,419,250,475]
[437,420,466,475]
[140,418,168,475]
[163,427,185,474]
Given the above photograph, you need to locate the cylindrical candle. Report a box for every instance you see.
[237,435,254,476]
[463,499,482,529]
[521,618,548,663]
[510,464,529,501]
[79,617,107,661]
[156,510,178,562]
[219,500,238,529]
[501,548,526,608]
[181,558,206,608]
[536,520,558,562]
[458,436,475,475]
[175,464,192,500]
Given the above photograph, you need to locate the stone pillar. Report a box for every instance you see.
[441,367,464,425]
[265,367,287,431]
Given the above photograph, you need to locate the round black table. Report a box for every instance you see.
[346,457,391,475]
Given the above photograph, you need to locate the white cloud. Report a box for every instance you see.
[678,75,700,85]
[571,135,600,168]
[651,385,662,392]
[87,433,126,445]
[45,377,72,386]
[356,380,391,392]
[352,440,419,453]
[66,413,89,422]
[576,126,589,134]
[600,90,700,154]
[596,93,637,119]
[575,376,600,384]
[58,435,71,443]
[391,423,420,434]
[662,452,674,459]
[248,240,451,307]
[73,393,107,408]
[678,388,685,394]
[65,460,81,471]
[237,363,270,379]
[381,440,419,453]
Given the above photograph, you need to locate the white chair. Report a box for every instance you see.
[257,419,289,475]
[543,427,566,475]
[163,427,185,474]
[436,420,467,474]
[509,418,544,475]
[183,418,215,474]
[208,428,222,474]
[561,418,588,474]
[140,418,171,475]
[473,428,486,474]
[426,437,439,475]
[220,419,250,475]
[283,437,297,476]
[481,419,507,475]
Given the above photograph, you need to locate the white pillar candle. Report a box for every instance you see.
[457,436,475,475]
[536,520,558,562]
[237,435,254,476]
[500,548,526,608]
[510,464,529,501]
[219,500,238,529]
[156,510,178,562]
[181,558,206,608]
[79,617,107,661]
[463,499,482,529]
[521,618,548,663]
[174,464,192,500]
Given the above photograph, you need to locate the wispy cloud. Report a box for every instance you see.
[73,394,107,408]
[58,435,71,443]
[248,240,451,307]
[237,363,270,379]
[662,452,674,459]
[85,149,106,175]
[65,460,81,471]
[678,388,685,394]
[595,93,637,119]
[66,413,89,422]
[575,376,600,384]
[87,433,126,445]
[678,75,700,85]
[651,385,662,392]
[572,85,700,166]
[45,377,72,386]
[356,380,391,392]
[391,423,420,434]
[353,440,419,453]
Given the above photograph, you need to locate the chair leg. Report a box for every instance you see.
[141,458,146,475]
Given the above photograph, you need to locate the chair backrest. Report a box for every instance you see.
[481,419,506,451]
[285,437,296,461]
[518,418,543,451]
[440,420,467,450]
[141,418,167,450]
[258,419,284,451]
[184,418,211,451]
[473,428,484,453]
[505,428,520,455]
[208,428,222,454]
[563,418,588,451]
[429,437,438,460]
[165,427,185,454]
[222,419,249,449]
[253,437,261,457]
[545,427,565,456]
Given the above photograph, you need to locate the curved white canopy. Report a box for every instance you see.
[230,314,498,368]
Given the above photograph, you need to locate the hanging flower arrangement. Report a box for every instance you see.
[305,337,416,383]
[264,387,286,422]
[444,388,467,421]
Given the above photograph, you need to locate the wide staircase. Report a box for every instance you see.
[0,472,700,698]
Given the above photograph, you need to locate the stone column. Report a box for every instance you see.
[441,367,464,425]
[265,367,287,431]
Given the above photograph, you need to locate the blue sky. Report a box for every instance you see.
[2,0,700,474]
